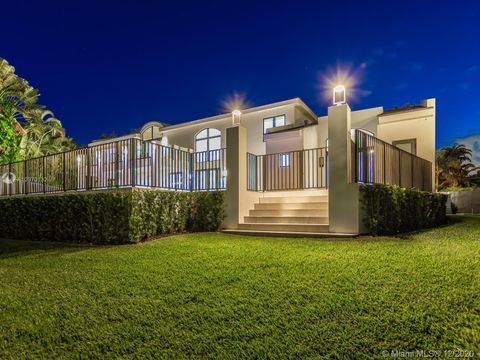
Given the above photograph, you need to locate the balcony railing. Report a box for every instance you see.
[352,129,432,192]
[247,148,327,191]
[0,138,226,197]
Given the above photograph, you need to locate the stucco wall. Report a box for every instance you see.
[316,107,382,149]
[351,107,384,135]
[265,129,303,154]
[160,102,316,155]
[377,99,436,189]
[303,125,319,149]
[446,190,480,214]
[316,116,328,148]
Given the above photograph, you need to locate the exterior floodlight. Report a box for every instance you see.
[333,85,346,105]
[232,109,242,125]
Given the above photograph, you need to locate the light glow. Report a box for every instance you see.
[333,85,346,105]
[221,92,252,114]
[318,62,370,105]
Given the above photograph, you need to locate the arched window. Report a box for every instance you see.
[195,128,221,152]
[140,122,165,141]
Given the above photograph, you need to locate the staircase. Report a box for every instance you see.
[237,191,329,234]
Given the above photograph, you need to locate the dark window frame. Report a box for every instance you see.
[195,128,221,152]
[392,138,417,155]
[263,114,286,140]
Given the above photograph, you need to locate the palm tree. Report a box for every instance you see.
[436,144,479,190]
[0,101,23,163]
[0,57,75,164]
[20,110,71,158]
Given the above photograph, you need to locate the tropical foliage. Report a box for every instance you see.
[0,57,75,164]
[435,144,479,191]
[0,101,23,163]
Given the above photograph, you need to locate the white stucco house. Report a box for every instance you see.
[0,94,436,235]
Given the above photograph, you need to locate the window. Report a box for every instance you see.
[195,128,221,162]
[279,153,290,167]
[263,115,286,135]
[195,128,221,152]
[393,139,417,155]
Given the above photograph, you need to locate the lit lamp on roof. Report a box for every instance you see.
[333,85,346,106]
[232,109,242,125]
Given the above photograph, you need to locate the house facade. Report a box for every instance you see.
[0,96,436,235]
[90,98,435,170]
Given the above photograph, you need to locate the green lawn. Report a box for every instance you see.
[0,216,479,359]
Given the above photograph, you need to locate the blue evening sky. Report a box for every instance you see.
[3,0,480,147]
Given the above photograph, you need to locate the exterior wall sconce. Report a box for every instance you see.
[232,109,242,125]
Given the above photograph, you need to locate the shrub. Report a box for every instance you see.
[360,184,447,235]
[451,202,458,214]
[0,189,225,244]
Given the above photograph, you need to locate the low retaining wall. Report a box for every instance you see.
[445,190,480,214]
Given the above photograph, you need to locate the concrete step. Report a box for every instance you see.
[254,202,328,210]
[249,209,328,217]
[259,195,328,204]
[223,229,356,238]
[238,223,330,232]
[261,190,328,197]
[244,216,328,224]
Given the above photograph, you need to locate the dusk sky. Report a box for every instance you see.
[3,1,480,148]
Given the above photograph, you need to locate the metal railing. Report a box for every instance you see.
[0,138,226,196]
[352,129,432,192]
[247,148,327,191]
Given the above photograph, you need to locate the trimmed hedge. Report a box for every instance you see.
[360,184,448,235]
[0,190,225,244]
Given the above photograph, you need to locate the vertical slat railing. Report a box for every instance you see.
[247,148,327,191]
[0,139,227,197]
[352,129,432,192]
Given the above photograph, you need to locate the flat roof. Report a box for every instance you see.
[160,97,317,132]
[90,97,317,144]
[380,105,428,116]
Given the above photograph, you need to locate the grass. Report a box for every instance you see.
[0,216,479,359]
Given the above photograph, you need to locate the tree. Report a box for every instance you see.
[0,57,75,164]
[436,144,479,191]
[20,110,75,158]
[0,101,23,163]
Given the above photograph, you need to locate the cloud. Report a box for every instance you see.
[360,58,376,69]
[371,48,384,57]
[467,65,480,74]
[459,82,470,90]
[474,141,480,152]
[358,89,373,97]
[453,134,480,168]
[411,63,425,71]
